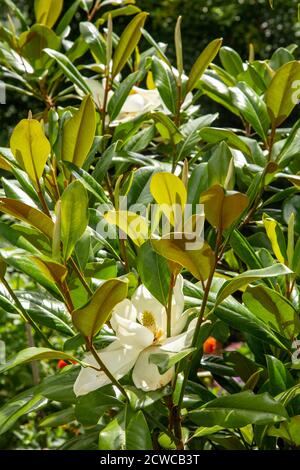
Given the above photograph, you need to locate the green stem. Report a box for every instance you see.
[101,75,111,137]
[70,257,93,296]
[59,279,74,313]
[144,410,179,445]
[36,179,51,217]
[87,341,129,402]
[88,0,101,21]
[176,229,222,412]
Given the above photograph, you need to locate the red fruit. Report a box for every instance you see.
[203,337,218,354]
[57,360,68,369]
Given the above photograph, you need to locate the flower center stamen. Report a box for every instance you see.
[141,310,157,335]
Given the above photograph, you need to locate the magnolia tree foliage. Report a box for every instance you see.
[0,0,300,451]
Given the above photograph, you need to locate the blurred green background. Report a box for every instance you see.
[0,0,300,144]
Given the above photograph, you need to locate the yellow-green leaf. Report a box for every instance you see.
[60,181,89,261]
[112,12,148,78]
[200,184,248,231]
[265,61,300,128]
[187,38,223,93]
[0,155,12,172]
[34,0,63,29]
[72,278,128,339]
[216,264,292,307]
[0,347,78,374]
[105,210,149,247]
[10,118,50,187]
[0,198,54,238]
[152,112,183,144]
[151,237,214,282]
[263,214,287,264]
[62,95,96,168]
[150,172,187,227]
[31,256,68,284]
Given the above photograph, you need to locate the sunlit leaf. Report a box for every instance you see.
[62,95,96,168]
[200,184,248,231]
[60,181,89,261]
[34,0,63,29]
[72,278,128,339]
[10,118,50,187]
[0,198,54,238]
[112,12,148,78]
[265,61,300,128]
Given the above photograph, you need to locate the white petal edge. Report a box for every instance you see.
[73,341,139,397]
[132,346,175,392]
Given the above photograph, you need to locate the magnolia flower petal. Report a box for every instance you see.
[132,346,175,391]
[110,299,137,332]
[73,341,139,397]
[133,87,161,109]
[132,284,167,333]
[121,93,146,113]
[161,318,197,353]
[170,275,187,336]
[113,313,155,349]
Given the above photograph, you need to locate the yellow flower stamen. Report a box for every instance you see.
[141,310,157,335]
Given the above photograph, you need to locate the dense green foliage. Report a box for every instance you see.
[0,0,300,451]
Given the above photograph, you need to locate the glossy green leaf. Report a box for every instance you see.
[152,57,177,114]
[263,214,287,264]
[266,61,300,127]
[0,392,46,436]
[152,112,183,144]
[230,82,270,142]
[105,210,149,246]
[75,386,122,426]
[72,278,128,339]
[98,407,152,450]
[0,198,54,238]
[243,284,300,339]
[266,355,294,396]
[216,264,292,307]
[200,184,249,231]
[187,38,223,93]
[60,181,89,261]
[39,407,75,428]
[56,0,82,35]
[1,253,62,296]
[199,127,251,157]
[80,21,106,64]
[126,410,153,450]
[137,241,171,306]
[62,95,96,168]
[219,46,244,76]
[150,172,187,226]
[64,161,111,205]
[189,391,288,428]
[44,48,91,95]
[268,416,300,446]
[151,238,214,282]
[184,280,289,349]
[34,0,63,28]
[149,348,195,374]
[10,118,50,187]
[112,12,148,78]
[0,347,77,374]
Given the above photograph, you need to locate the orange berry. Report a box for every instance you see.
[203,337,218,354]
[57,359,68,369]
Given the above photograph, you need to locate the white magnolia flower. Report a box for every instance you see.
[110,86,162,126]
[74,275,195,396]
